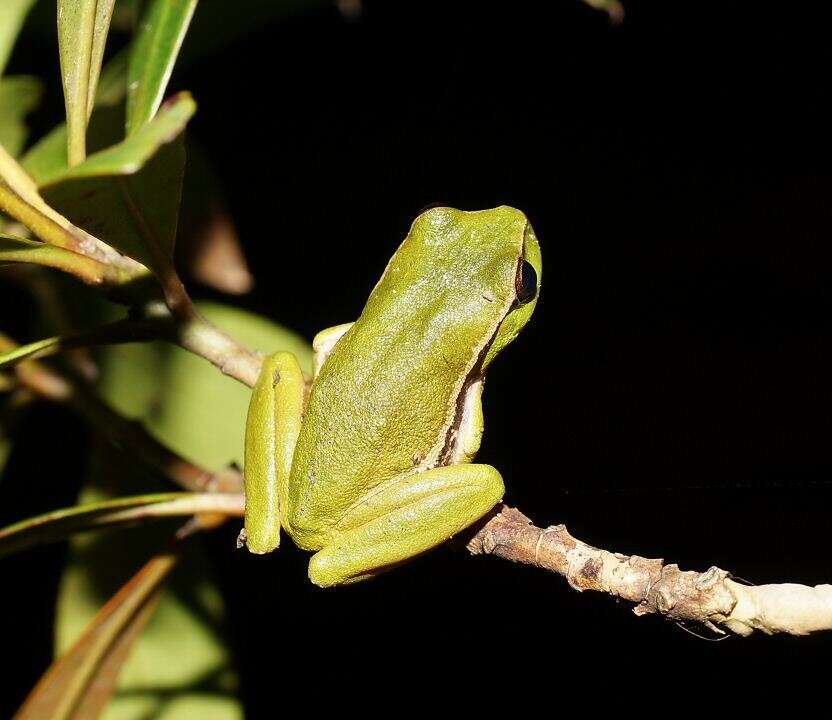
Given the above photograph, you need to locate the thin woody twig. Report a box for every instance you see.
[468,505,832,637]
[0,308,263,388]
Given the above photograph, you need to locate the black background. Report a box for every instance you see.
[3,0,831,711]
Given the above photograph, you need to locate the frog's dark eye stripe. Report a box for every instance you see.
[515,259,537,304]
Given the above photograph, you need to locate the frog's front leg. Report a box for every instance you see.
[308,465,504,587]
[313,323,353,377]
[243,352,305,554]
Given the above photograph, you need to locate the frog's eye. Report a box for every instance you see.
[515,260,537,304]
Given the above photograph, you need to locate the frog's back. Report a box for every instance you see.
[286,207,527,548]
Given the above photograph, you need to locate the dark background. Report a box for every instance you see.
[3,0,831,710]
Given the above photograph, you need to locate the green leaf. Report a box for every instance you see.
[21,48,131,185]
[126,0,198,135]
[58,0,117,166]
[0,233,119,285]
[100,301,312,469]
[50,303,307,718]
[0,75,43,156]
[39,92,196,268]
[57,480,243,718]
[20,550,179,720]
[0,332,60,369]
[96,44,131,107]
[22,104,126,188]
[0,492,243,558]
[0,136,146,280]
[43,93,195,184]
[0,0,38,77]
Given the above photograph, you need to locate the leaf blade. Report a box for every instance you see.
[39,93,195,267]
[0,129,149,282]
[16,551,178,720]
[0,0,38,77]
[0,233,118,285]
[0,75,43,156]
[126,0,198,135]
[57,0,117,166]
[0,492,243,558]
[44,92,196,185]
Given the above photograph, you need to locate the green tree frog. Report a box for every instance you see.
[242,206,541,587]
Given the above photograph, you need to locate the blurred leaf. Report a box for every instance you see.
[111,0,145,32]
[100,301,312,469]
[0,332,59,370]
[49,302,307,718]
[39,93,196,268]
[178,140,251,294]
[19,550,178,720]
[56,475,241,719]
[0,492,243,558]
[58,0,117,166]
[96,45,131,107]
[0,76,43,157]
[0,0,38,77]
[581,0,624,24]
[0,233,119,285]
[126,0,198,135]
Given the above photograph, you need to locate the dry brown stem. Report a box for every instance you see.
[468,505,832,636]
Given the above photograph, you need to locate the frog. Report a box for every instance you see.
[242,205,541,587]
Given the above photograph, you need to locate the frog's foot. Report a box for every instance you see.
[307,464,504,587]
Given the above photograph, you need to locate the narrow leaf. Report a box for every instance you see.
[0,142,144,279]
[126,0,198,135]
[57,0,117,166]
[0,492,243,558]
[16,551,178,720]
[45,305,295,718]
[0,75,43,156]
[179,140,252,294]
[67,593,164,720]
[95,44,130,107]
[39,92,195,267]
[0,0,38,77]
[22,105,125,188]
[21,48,130,185]
[43,92,195,184]
[0,233,118,285]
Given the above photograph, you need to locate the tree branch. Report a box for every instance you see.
[467,505,832,636]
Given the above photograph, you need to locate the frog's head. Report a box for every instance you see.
[380,204,540,374]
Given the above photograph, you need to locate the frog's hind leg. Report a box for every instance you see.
[307,464,504,587]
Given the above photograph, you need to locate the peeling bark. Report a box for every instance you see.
[467,506,832,636]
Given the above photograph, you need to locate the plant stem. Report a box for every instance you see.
[468,505,832,636]
[176,315,262,387]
